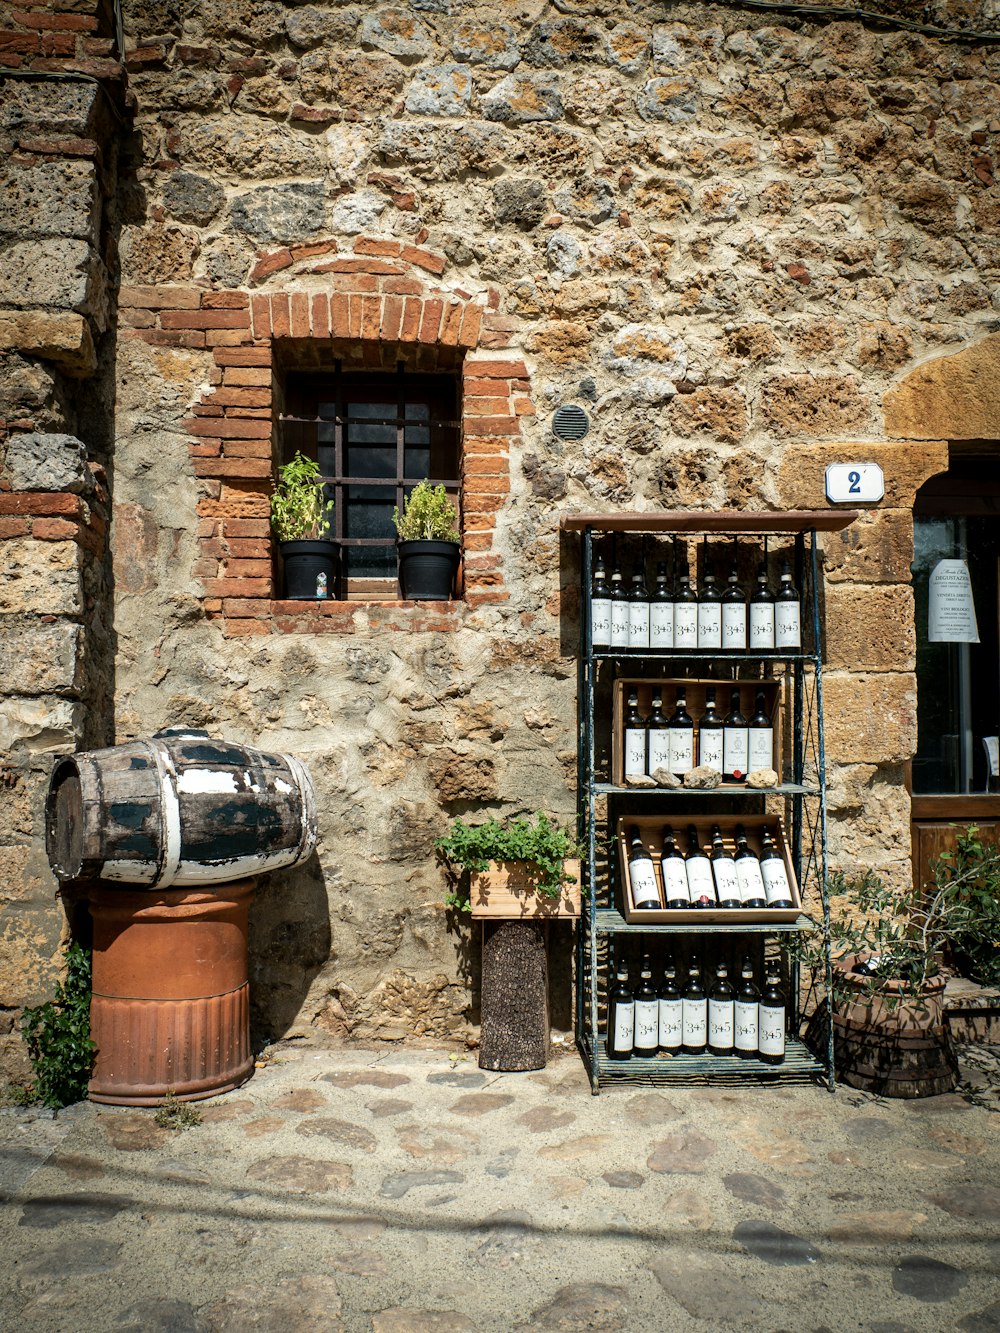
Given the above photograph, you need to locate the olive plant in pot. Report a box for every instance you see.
[436,812,582,919]
[270,451,336,600]
[393,479,460,601]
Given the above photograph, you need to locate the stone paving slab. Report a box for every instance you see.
[1,1044,999,1332]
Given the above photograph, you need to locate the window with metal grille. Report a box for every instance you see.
[280,365,462,599]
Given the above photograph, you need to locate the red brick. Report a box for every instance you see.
[189,441,222,457]
[514,397,535,416]
[215,346,272,367]
[121,308,156,328]
[465,397,510,416]
[465,358,528,379]
[382,277,424,297]
[0,32,41,53]
[380,293,404,342]
[223,366,272,386]
[203,291,249,309]
[222,597,270,616]
[464,475,510,497]
[206,387,271,408]
[462,455,508,477]
[458,303,484,348]
[463,437,510,455]
[480,331,514,350]
[466,416,519,435]
[193,458,272,479]
[311,292,330,338]
[223,557,271,577]
[160,309,251,330]
[462,530,494,553]
[270,293,290,339]
[222,439,272,458]
[418,298,443,344]
[30,56,121,77]
[361,294,381,340]
[225,538,270,558]
[185,417,272,439]
[18,134,98,157]
[227,408,271,419]
[348,294,363,339]
[289,239,339,262]
[223,618,271,636]
[250,249,292,283]
[324,257,406,276]
[439,300,463,347]
[354,237,403,258]
[400,244,446,276]
[463,493,507,514]
[222,518,270,537]
[330,293,350,338]
[288,291,308,338]
[119,284,202,310]
[206,329,252,348]
[0,517,31,538]
[14,10,98,30]
[400,297,422,342]
[0,492,84,517]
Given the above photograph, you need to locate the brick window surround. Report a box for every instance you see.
[120,237,531,637]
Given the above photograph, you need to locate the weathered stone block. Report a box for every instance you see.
[230,183,326,245]
[759,375,870,438]
[0,311,96,375]
[552,176,615,226]
[0,538,82,616]
[428,749,497,802]
[178,118,325,178]
[605,325,687,381]
[823,673,916,766]
[524,18,600,68]
[452,19,520,70]
[884,332,1000,440]
[824,584,914,672]
[776,441,948,509]
[329,190,386,234]
[404,64,473,116]
[821,508,915,585]
[360,10,433,59]
[637,78,698,124]
[354,969,468,1042]
[670,387,748,443]
[119,224,199,285]
[493,178,545,228]
[0,81,99,137]
[482,73,563,122]
[0,620,82,696]
[0,696,82,754]
[5,432,91,494]
[0,161,99,241]
[606,22,651,74]
[285,5,359,50]
[163,170,225,226]
[0,240,104,321]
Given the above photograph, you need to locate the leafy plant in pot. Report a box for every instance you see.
[393,480,461,601]
[270,452,336,600]
[436,812,582,918]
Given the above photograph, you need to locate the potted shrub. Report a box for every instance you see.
[436,812,581,919]
[393,479,461,601]
[270,452,336,600]
[794,848,1000,1097]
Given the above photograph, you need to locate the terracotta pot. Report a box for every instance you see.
[88,879,255,1106]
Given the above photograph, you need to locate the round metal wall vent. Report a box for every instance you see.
[552,403,590,441]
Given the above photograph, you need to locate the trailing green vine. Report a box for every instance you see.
[21,941,95,1109]
[436,812,580,911]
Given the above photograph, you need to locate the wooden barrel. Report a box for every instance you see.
[46,728,317,890]
[832,968,958,1098]
[88,880,254,1105]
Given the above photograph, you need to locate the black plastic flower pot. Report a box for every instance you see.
[398,540,460,601]
[279,540,338,600]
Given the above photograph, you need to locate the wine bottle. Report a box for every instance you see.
[774,559,801,651]
[697,566,722,651]
[681,955,708,1054]
[610,562,630,649]
[633,953,659,1057]
[759,827,794,909]
[697,686,724,773]
[708,961,735,1057]
[684,824,716,909]
[722,565,747,651]
[667,688,694,777]
[659,825,690,909]
[758,962,786,1064]
[673,563,697,650]
[628,569,650,650]
[747,688,774,775]
[722,686,749,784]
[623,687,647,782]
[591,553,611,649]
[709,823,741,909]
[646,689,670,776]
[658,958,683,1054]
[734,955,760,1059]
[627,825,662,910]
[649,560,674,650]
[749,565,775,651]
[607,960,634,1060]
[734,823,767,910]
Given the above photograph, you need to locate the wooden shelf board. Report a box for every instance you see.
[560,510,859,535]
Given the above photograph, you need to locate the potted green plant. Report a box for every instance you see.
[270,451,336,600]
[393,479,461,601]
[436,812,581,918]
[794,845,1000,1097]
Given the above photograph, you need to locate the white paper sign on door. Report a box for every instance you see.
[928,559,980,643]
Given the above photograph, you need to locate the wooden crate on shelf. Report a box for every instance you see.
[469,859,582,919]
[610,678,784,787]
[616,814,802,924]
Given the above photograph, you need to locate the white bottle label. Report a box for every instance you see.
[674,604,697,648]
[592,595,611,647]
[735,999,758,1051]
[630,858,661,909]
[712,857,740,901]
[709,999,734,1047]
[658,996,683,1047]
[697,601,722,649]
[682,998,707,1045]
[611,603,630,647]
[761,857,793,905]
[669,728,693,774]
[612,1000,635,1052]
[686,856,716,902]
[648,727,671,773]
[634,999,659,1051]
[775,602,800,649]
[628,602,650,649]
[698,725,724,772]
[722,602,747,649]
[748,726,773,773]
[624,727,646,779]
[661,858,690,903]
[723,727,749,780]
[736,857,767,904]
[650,603,674,649]
[758,1003,785,1056]
[750,602,775,649]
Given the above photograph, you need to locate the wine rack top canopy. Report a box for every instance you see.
[560,511,859,535]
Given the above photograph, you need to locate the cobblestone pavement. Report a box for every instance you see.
[2,1043,999,1333]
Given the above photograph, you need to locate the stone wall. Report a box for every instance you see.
[2,0,1000,1057]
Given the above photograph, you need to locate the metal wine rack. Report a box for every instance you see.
[561,511,858,1094]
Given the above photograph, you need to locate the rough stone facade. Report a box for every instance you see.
[2,0,1000,1063]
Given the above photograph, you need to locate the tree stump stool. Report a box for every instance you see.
[479,919,549,1072]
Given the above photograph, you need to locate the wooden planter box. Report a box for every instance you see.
[469,859,581,919]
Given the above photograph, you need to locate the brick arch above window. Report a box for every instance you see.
[120,237,533,637]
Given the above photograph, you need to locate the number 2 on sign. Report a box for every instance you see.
[847,470,861,494]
